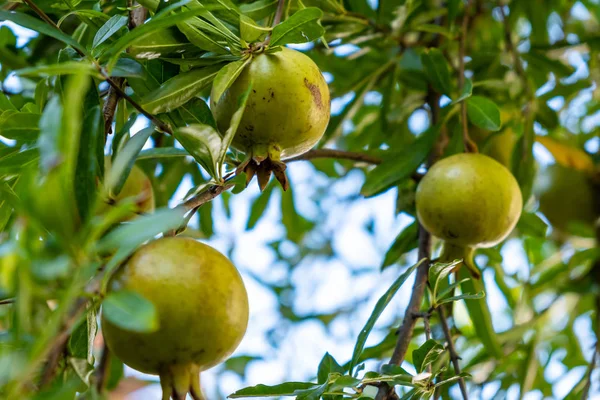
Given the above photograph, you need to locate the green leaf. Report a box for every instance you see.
[437,291,485,306]
[420,48,452,95]
[317,353,345,384]
[348,260,423,374]
[141,65,221,114]
[412,24,454,38]
[240,15,271,42]
[102,290,159,333]
[175,124,222,181]
[361,126,439,197]
[110,58,145,78]
[270,8,325,47]
[247,183,275,229]
[452,78,472,104]
[517,212,548,238]
[0,11,88,55]
[211,57,252,106]
[179,98,217,128]
[521,51,575,78]
[428,259,462,300]
[93,15,128,48]
[0,112,40,141]
[0,148,39,175]
[412,339,444,373]
[228,382,319,398]
[96,207,187,254]
[240,0,278,20]
[177,19,230,54]
[381,221,418,270]
[466,96,501,131]
[16,62,101,78]
[106,127,155,195]
[102,8,209,71]
[0,92,16,111]
[457,266,502,358]
[75,105,102,221]
[219,83,252,165]
[138,147,190,160]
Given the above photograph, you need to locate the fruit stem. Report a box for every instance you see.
[439,243,479,279]
[438,242,503,359]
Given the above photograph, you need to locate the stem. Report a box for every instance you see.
[437,306,469,400]
[272,0,286,27]
[438,243,503,359]
[458,0,477,153]
[286,149,382,165]
[260,0,285,47]
[95,344,111,393]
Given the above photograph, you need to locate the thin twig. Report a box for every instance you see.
[437,306,469,400]
[272,0,286,27]
[458,0,477,153]
[38,295,91,388]
[182,182,234,211]
[103,79,124,137]
[286,149,382,164]
[499,5,532,99]
[0,298,15,305]
[95,344,111,393]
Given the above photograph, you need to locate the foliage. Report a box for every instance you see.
[0,0,599,399]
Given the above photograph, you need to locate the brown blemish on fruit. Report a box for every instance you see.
[304,78,323,109]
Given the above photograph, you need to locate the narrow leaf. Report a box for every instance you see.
[228,382,318,398]
[466,96,501,131]
[141,65,221,114]
[211,57,252,106]
[106,127,155,195]
[93,15,128,48]
[0,11,87,55]
[175,124,222,180]
[421,48,452,95]
[219,83,252,165]
[349,260,423,374]
[361,126,439,197]
[102,290,159,333]
[270,8,325,46]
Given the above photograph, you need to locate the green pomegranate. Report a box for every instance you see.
[416,153,522,359]
[535,164,599,234]
[210,47,330,189]
[416,153,522,249]
[99,156,155,218]
[101,237,249,400]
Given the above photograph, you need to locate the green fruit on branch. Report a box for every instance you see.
[416,153,522,360]
[99,156,155,219]
[416,153,522,249]
[535,163,599,235]
[211,47,331,190]
[101,237,249,400]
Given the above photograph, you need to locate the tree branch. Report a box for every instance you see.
[437,306,469,399]
[286,149,382,164]
[458,0,477,153]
